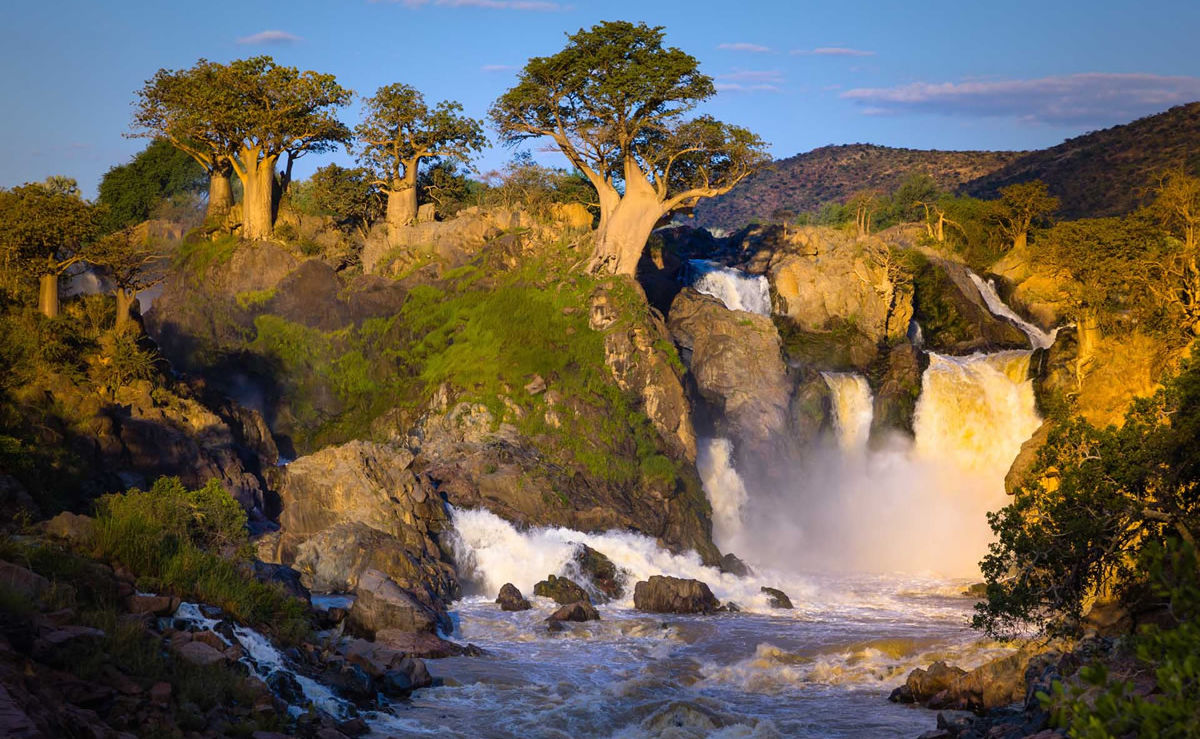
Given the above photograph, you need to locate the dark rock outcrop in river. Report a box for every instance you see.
[633,575,721,614]
[496,583,532,611]
[533,575,591,606]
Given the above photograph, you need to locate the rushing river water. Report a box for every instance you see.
[371,577,1009,738]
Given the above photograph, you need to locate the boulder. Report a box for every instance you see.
[172,640,227,667]
[250,561,311,603]
[871,342,927,438]
[760,587,793,609]
[570,544,626,602]
[912,258,1028,354]
[276,440,459,608]
[533,575,590,606]
[126,594,178,616]
[347,570,441,637]
[894,661,967,703]
[546,601,600,623]
[718,553,752,578]
[0,561,50,601]
[342,638,433,691]
[633,575,720,614]
[668,288,791,446]
[495,583,531,612]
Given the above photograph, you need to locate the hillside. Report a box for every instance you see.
[964,102,1200,218]
[691,144,1025,232]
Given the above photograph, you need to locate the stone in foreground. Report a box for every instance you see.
[496,583,532,611]
[633,575,720,614]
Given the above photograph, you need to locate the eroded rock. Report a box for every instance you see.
[633,575,720,614]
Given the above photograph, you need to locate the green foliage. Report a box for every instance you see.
[992,179,1060,248]
[477,153,596,220]
[92,477,309,643]
[491,20,768,219]
[289,163,382,236]
[235,288,277,310]
[175,232,238,276]
[0,182,101,277]
[975,355,1200,637]
[356,82,486,190]
[89,330,159,395]
[1045,540,1200,738]
[417,160,481,217]
[97,139,206,232]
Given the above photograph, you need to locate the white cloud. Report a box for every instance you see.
[840,73,1200,125]
[236,30,303,45]
[792,47,876,57]
[718,42,771,53]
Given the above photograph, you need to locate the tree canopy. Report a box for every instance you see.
[135,56,352,238]
[97,139,206,232]
[992,180,1059,251]
[356,83,485,230]
[491,20,769,274]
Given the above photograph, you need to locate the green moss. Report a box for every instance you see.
[175,233,238,276]
[235,288,277,310]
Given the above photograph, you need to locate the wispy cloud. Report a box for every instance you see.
[392,0,563,9]
[715,68,783,93]
[792,47,876,57]
[481,64,517,72]
[841,73,1200,125]
[718,42,771,53]
[236,30,303,45]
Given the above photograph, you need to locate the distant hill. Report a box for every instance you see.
[694,102,1200,232]
[963,102,1200,218]
[692,144,1025,232]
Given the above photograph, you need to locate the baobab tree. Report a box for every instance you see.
[992,180,1059,252]
[135,57,351,239]
[356,84,485,236]
[491,21,769,275]
[87,226,168,332]
[0,183,100,317]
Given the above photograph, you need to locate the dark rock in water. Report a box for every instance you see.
[633,575,720,614]
[546,601,600,623]
[338,718,371,737]
[327,662,375,701]
[381,669,414,697]
[962,582,988,599]
[718,553,752,578]
[347,569,441,637]
[251,561,311,603]
[571,544,626,601]
[495,583,531,611]
[546,620,565,633]
[889,684,915,704]
[533,574,591,605]
[902,661,968,704]
[717,602,741,613]
[760,586,793,609]
[870,341,928,440]
[266,670,306,705]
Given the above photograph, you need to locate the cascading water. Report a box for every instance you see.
[696,437,749,552]
[968,272,1057,349]
[688,260,772,315]
[821,372,874,452]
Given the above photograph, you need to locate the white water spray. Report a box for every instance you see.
[689,260,772,316]
[821,373,874,452]
[968,272,1056,349]
[697,437,749,552]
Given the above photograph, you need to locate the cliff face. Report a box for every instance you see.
[144,213,719,563]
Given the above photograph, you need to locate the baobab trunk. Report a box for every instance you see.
[38,274,59,319]
[206,162,234,223]
[241,156,278,241]
[386,179,418,240]
[591,191,664,276]
[1012,230,1028,252]
[115,289,137,333]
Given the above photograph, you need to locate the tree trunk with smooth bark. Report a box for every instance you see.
[206,162,234,223]
[385,176,419,241]
[240,152,279,241]
[115,288,137,333]
[38,273,59,319]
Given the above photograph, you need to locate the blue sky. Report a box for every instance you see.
[2,0,1198,197]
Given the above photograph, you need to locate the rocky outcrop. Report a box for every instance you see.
[669,288,791,446]
[546,601,600,623]
[346,569,443,637]
[533,575,590,606]
[270,440,459,610]
[415,403,720,565]
[362,207,536,275]
[633,575,720,614]
[871,342,928,438]
[593,282,697,462]
[890,661,967,704]
[569,544,627,602]
[760,587,793,609]
[912,258,1028,355]
[496,583,531,611]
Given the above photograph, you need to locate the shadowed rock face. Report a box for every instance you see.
[669,288,791,448]
[633,575,720,614]
[270,440,459,610]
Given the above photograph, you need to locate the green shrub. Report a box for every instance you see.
[93,477,309,643]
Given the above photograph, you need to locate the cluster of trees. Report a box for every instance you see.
[133,21,768,275]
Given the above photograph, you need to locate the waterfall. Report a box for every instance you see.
[913,351,1041,476]
[968,272,1056,349]
[821,373,874,452]
[697,437,749,551]
[688,260,772,315]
